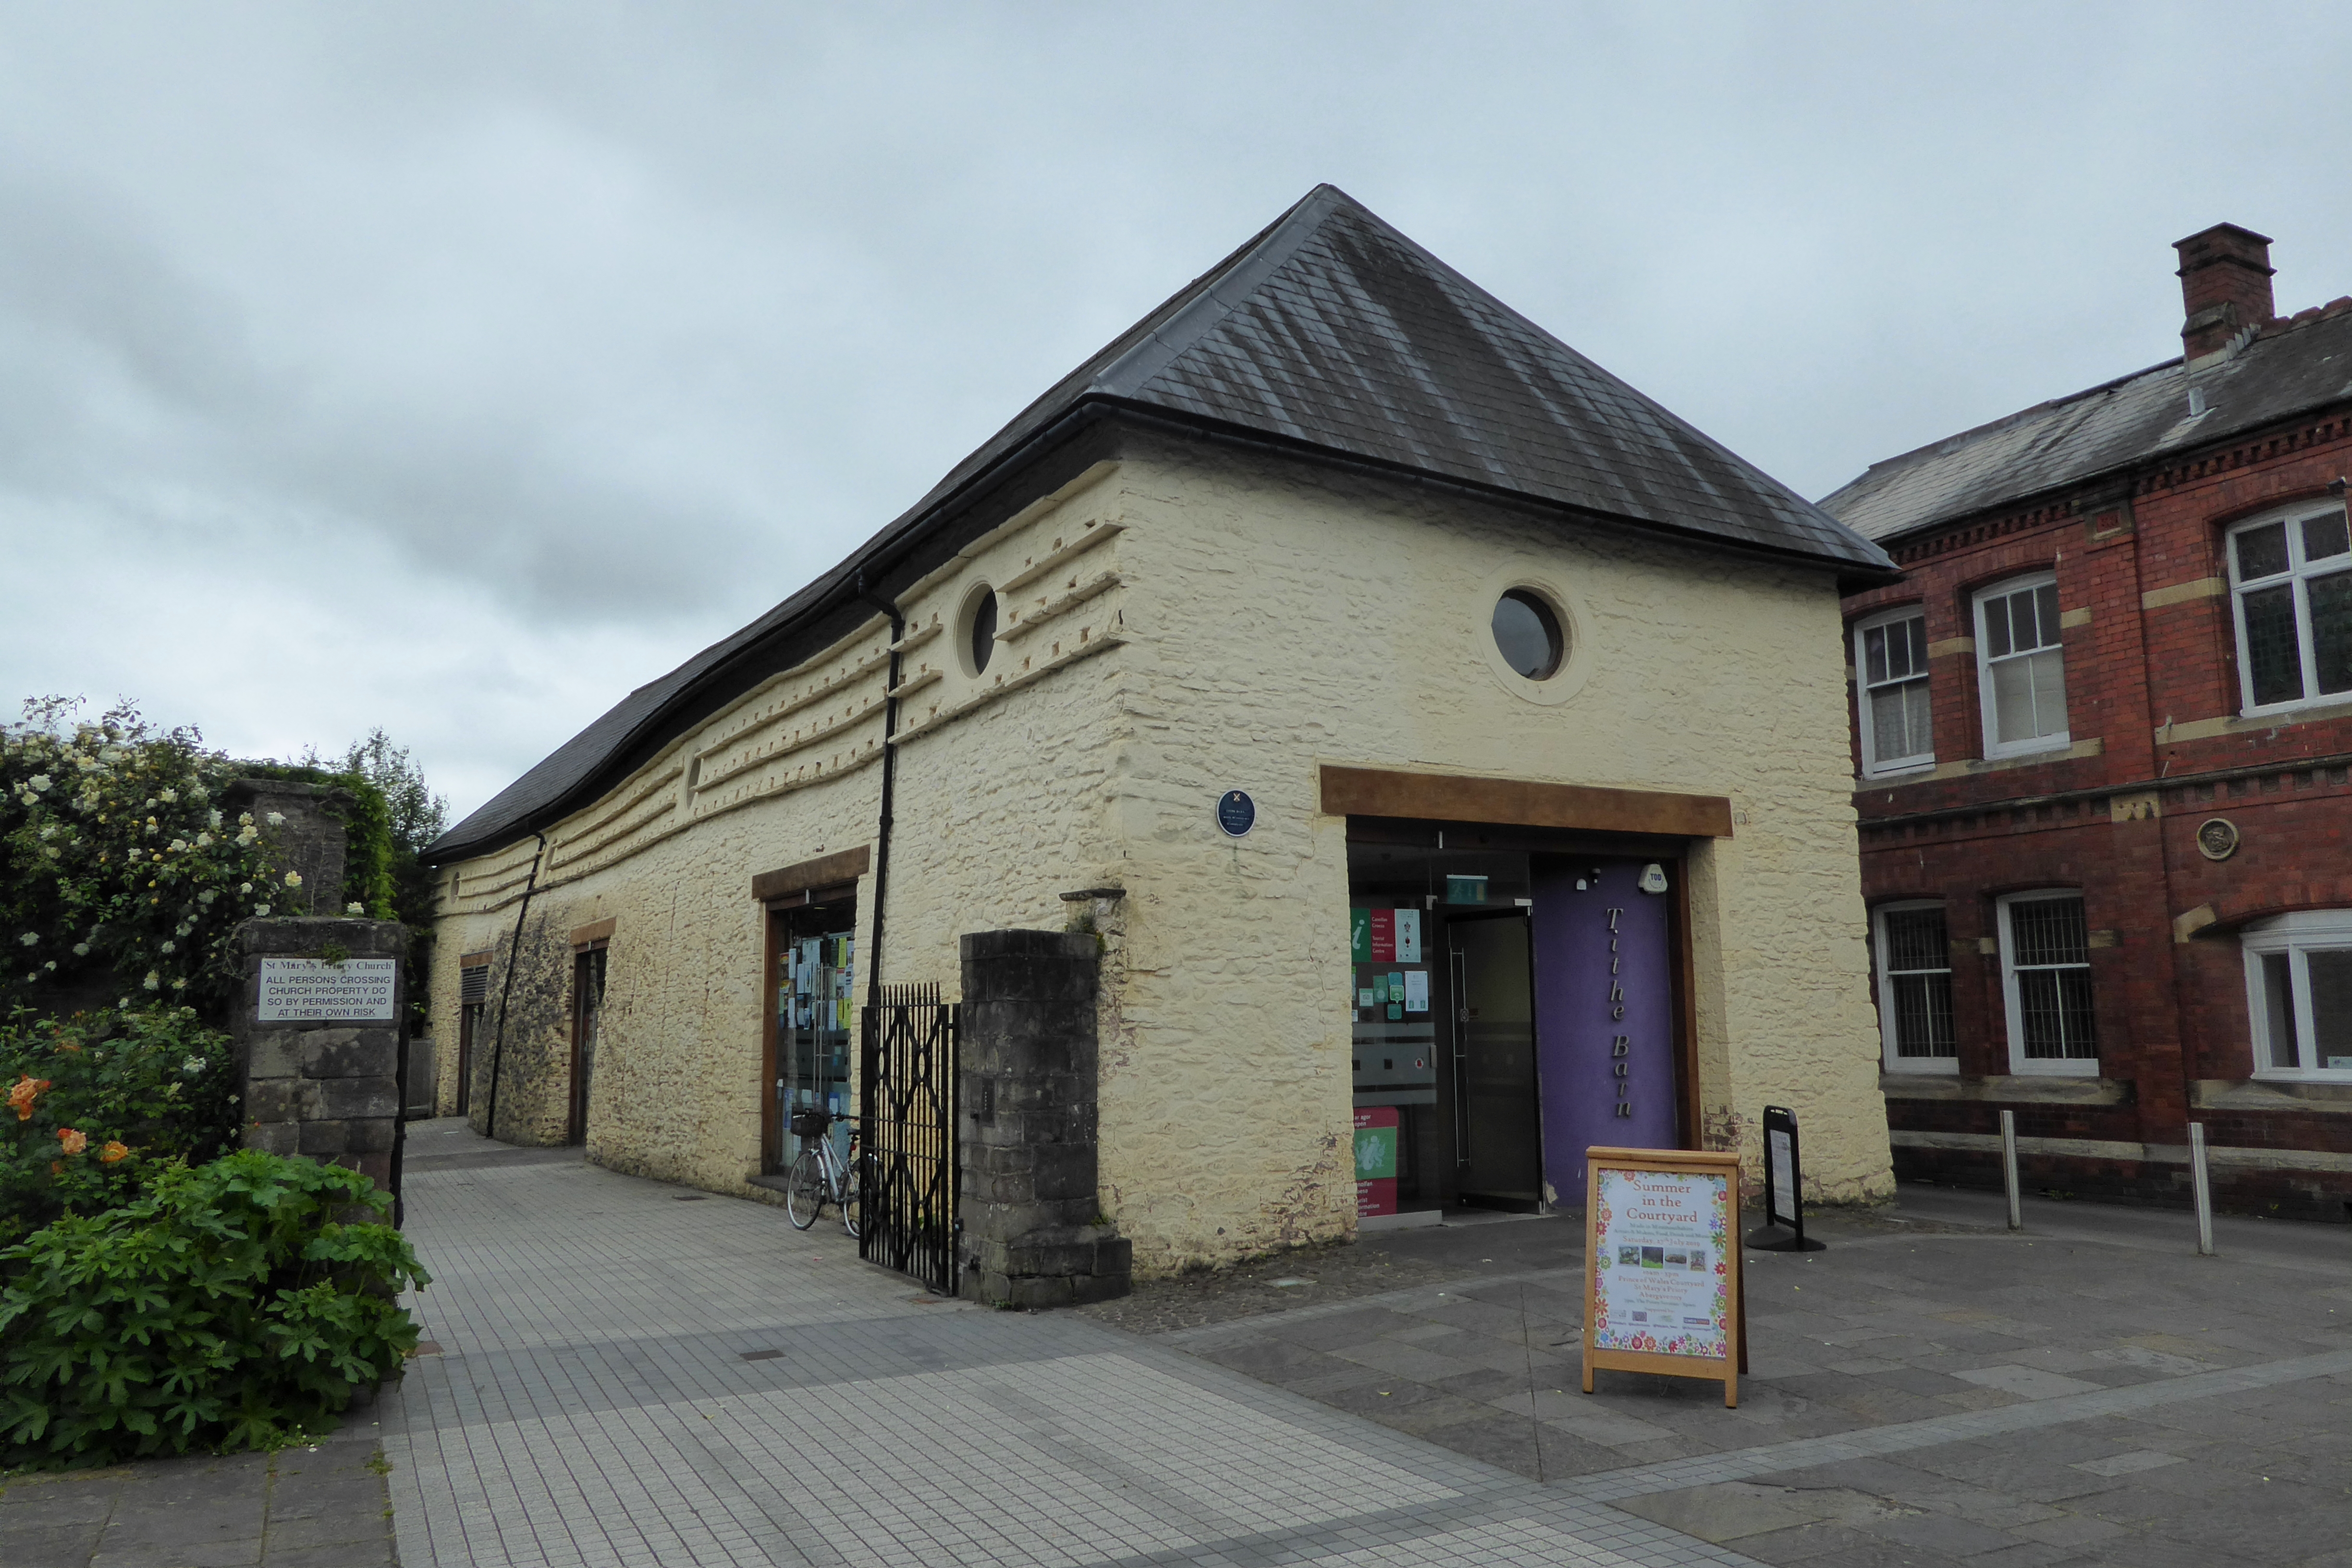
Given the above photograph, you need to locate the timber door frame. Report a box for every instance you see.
[752,846,871,1175]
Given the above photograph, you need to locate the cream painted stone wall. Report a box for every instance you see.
[428,465,1134,1197]
[1095,439,1890,1272]
[429,442,1889,1274]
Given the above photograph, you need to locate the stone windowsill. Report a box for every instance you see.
[2191,1078,2352,1115]
[1879,1072,2128,1106]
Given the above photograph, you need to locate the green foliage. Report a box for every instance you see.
[0,1150,429,1468]
[232,759,397,920]
[1,699,294,1021]
[0,1008,239,1251]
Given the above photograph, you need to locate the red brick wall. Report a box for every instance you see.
[1846,414,2352,1221]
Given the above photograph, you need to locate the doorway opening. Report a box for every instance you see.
[764,887,857,1176]
[568,943,607,1146]
[1347,818,1697,1215]
[1448,908,1543,1210]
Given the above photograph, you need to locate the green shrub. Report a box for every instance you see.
[0,1150,428,1468]
[0,1007,238,1250]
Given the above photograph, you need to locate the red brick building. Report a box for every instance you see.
[1823,224,2352,1222]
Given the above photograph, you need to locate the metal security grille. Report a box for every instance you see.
[460,964,490,1004]
[858,983,959,1294]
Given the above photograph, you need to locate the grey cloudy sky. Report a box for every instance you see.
[6,3,2350,821]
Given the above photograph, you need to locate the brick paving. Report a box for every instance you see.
[12,1126,2345,1567]
[380,1121,1763,1568]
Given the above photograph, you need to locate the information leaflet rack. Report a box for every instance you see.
[1582,1146,1744,1408]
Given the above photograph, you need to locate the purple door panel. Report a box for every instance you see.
[1530,859,1677,1206]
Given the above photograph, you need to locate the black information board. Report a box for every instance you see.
[1744,1103,1825,1252]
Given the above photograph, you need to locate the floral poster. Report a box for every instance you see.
[1590,1167,1730,1359]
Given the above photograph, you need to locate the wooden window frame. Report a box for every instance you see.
[1853,607,1934,777]
[1873,900,1957,1074]
[2226,502,2352,717]
[1996,891,2098,1077]
[2241,909,2352,1081]
[1974,572,2070,760]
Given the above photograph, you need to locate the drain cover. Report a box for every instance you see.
[739,1348,784,1361]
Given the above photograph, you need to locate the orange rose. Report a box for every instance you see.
[49,1160,61,1175]
[53,1041,81,1054]
[56,1127,86,1156]
[99,1141,129,1164]
[8,1074,50,1121]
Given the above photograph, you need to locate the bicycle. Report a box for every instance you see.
[784,1109,862,1237]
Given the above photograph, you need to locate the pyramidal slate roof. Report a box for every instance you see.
[1821,298,2352,543]
[432,184,1890,861]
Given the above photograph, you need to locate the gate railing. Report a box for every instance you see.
[858,983,959,1295]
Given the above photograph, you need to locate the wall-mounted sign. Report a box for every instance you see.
[1583,1145,1744,1408]
[257,956,397,1023]
[1216,790,1256,837]
[1445,874,1488,905]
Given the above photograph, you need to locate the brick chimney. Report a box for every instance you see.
[2175,223,2275,361]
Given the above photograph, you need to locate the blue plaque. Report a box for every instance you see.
[1216,790,1256,837]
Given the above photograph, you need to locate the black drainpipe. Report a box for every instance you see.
[482,832,547,1143]
[855,569,904,1006]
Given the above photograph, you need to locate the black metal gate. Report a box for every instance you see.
[858,983,960,1294]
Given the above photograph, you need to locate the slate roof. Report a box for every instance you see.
[431,184,1889,862]
[1820,299,2352,543]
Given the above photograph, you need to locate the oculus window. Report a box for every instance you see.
[1976,573,2069,758]
[1490,589,1565,681]
[1874,902,1956,1071]
[961,584,998,677]
[1854,609,1932,776]
[2242,910,2352,1079]
[2228,503,2352,713]
[1998,892,2098,1074]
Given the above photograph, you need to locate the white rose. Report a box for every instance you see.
[16,932,34,946]
[142,970,160,990]
[284,871,303,888]
[72,943,89,956]
[28,774,50,791]
[159,788,177,803]
[266,811,285,828]
[239,882,253,894]
[254,904,270,917]
[159,941,174,954]
[345,902,365,915]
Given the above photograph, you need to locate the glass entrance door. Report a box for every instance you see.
[1449,911,1543,1207]
[770,919,854,1173]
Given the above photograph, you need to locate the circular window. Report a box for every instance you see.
[963,584,998,676]
[1491,589,1565,680]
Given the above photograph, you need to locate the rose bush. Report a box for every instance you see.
[0,1006,238,1249]
[1,698,306,1022]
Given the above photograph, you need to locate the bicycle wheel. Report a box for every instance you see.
[839,1157,863,1239]
[784,1147,825,1230]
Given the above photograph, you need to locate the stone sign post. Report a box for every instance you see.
[222,781,411,1214]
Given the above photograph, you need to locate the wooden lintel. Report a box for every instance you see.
[458,950,494,969]
[569,918,616,948]
[750,845,871,904]
[1319,766,1733,839]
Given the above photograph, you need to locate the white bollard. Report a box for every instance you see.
[2190,1122,2215,1256]
[2000,1109,2022,1231]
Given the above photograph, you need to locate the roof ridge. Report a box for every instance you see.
[1090,184,1355,396]
[1837,354,2186,488]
